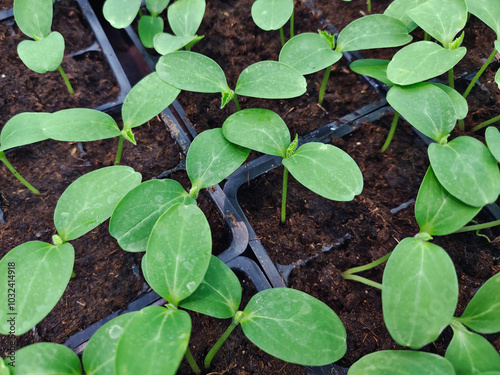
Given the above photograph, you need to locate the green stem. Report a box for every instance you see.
[318,65,332,105]
[114,135,124,165]
[279,27,285,47]
[0,151,40,194]
[472,113,500,132]
[233,95,241,111]
[204,319,239,370]
[380,111,400,152]
[281,167,289,224]
[424,32,430,41]
[185,347,201,375]
[458,118,465,131]
[342,274,383,289]
[289,7,294,38]
[448,67,454,89]
[343,251,392,275]
[463,49,497,100]
[57,65,74,95]
[367,0,371,13]
[453,219,500,234]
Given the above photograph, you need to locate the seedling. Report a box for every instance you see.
[156,50,307,110]
[251,0,294,46]
[14,0,74,94]
[222,108,363,223]
[342,0,372,14]
[278,14,411,104]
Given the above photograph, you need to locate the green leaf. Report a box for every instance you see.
[0,112,51,151]
[415,167,480,236]
[103,0,141,29]
[146,0,170,16]
[167,0,205,37]
[457,272,500,333]
[17,31,64,74]
[446,323,500,375]
[186,128,250,190]
[428,136,500,207]
[222,108,291,157]
[145,203,211,306]
[466,0,500,38]
[83,312,137,375]
[235,61,307,99]
[55,166,142,242]
[336,14,412,52]
[407,0,467,46]
[430,83,468,120]
[349,59,394,86]
[14,0,52,39]
[138,15,164,48]
[156,51,230,93]
[8,343,81,375]
[387,41,466,85]
[41,108,121,142]
[251,0,294,31]
[386,83,457,143]
[384,0,428,28]
[241,288,346,366]
[115,306,190,375]
[382,237,458,349]
[349,350,456,375]
[283,142,363,201]
[0,241,74,335]
[180,255,242,319]
[122,72,180,130]
[486,126,500,163]
[153,33,196,55]
[278,33,342,75]
[109,179,195,253]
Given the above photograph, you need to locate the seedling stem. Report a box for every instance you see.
[453,219,500,234]
[57,65,74,95]
[343,251,392,275]
[342,274,382,289]
[472,113,500,132]
[114,135,124,165]
[233,96,241,111]
[380,112,400,152]
[281,167,289,224]
[0,151,40,194]
[319,65,333,105]
[185,347,201,375]
[463,49,498,100]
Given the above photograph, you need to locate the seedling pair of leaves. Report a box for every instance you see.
[221,108,363,223]
[14,0,73,93]
[278,13,412,104]
[251,0,295,46]
[0,166,142,337]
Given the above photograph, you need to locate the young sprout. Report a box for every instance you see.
[251,0,295,46]
[14,0,74,94]
[222,108,363,223]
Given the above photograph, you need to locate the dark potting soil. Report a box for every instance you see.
[0,0,120,127]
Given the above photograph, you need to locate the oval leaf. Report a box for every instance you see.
[431,83,468,120]
[156,51,229,93]
[187,128,250,190]
[115,306,190,375]
[336,14,412,52]
[180,255,242,319]
[283,142,363,201]
[42,108,121,142]
[154,33,196,55]
[486,126,500,163]
[0,112,51,151]
[382,237,458,349]
[17,31,65,74]
[429,136,500,207]
[14,0,52,39]
[146,0,170,16]
[387,83,457,143]
[168,0,205,37]
[122,72,180,130]
[415,167,480,236]
[8,343,81,375]
[251,0,294,31]
[55,166,142,242]
[0,241,74,335]
[387,41,466,85]
[349,350,455,375]
[457,272,500,333]
[222,108,291,157]
[241,288,346,366]
[138,15,164,48]
[235,61,307,99]
[109,179,195,253]
[145,203,211,305]
[103,0,141,29]
[384,0,428,28]
[279,32,342,75]
[83,312,137,375]
[349,59,394,86]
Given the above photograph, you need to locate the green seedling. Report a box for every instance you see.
[0,166,141,336]
[251,0,294,46]
[342,0,372,14]
[109,128,250,253]
[156,50,307,110]
[14,0,74,94]
[278,14,411,104]
[222,108,363,223]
